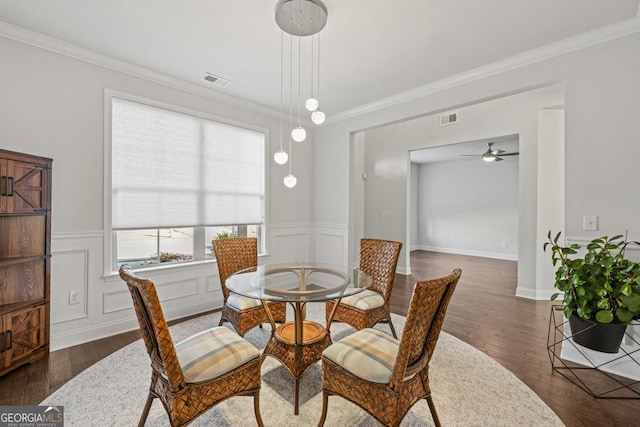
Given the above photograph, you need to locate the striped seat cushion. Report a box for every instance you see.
[322,328,399,383]
[175,326,260,383]
[227,292,263,310]
[339,289,385,310]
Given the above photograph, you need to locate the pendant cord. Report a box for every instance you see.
[310,25,314,98]
[279,30,284,152]
[317,32,320,103]
[297,35,302,126]
[288,21,293,175]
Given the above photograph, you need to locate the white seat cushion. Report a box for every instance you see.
[175,326,260,383]
[322,328,399,383]
[227,292,263,310]
[339,289,385,310]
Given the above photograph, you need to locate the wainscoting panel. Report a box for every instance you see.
[50,249,89,323]
[50,231,224,351]
[103,277,200,314]
[269,224,311,263]
[315,226,348,265]
[49,225,353,350]
[205,273,220,293]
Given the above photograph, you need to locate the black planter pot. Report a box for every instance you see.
[568,313,627,353]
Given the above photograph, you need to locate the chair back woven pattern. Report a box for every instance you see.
[119,265,186,391]
[389,268,461,391]
[119,265,265,426]
[359,238,402,299]
[213,237,258,301]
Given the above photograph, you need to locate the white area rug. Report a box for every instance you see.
[42,304,564,426]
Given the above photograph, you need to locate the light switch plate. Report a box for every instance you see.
[583,215,598,231]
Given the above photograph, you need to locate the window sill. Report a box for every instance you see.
[103,252,271,282]
[103,259,214,282]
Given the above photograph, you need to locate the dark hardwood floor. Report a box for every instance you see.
[1,250,638,426]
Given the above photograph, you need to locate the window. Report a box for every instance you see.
[110,96,265,269]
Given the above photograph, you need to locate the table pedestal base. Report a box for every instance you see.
[264,320,332,414]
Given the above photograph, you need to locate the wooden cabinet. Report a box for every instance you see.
[0,149,51,376]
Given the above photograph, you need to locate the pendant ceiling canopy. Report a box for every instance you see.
[275,0,327,36]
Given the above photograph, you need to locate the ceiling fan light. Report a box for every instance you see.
[311,110,326,125]
[291,126,307,142]
[284,173,297,188]
[274,150,289,165]
[305,97,319,112]
[483,155,495,162]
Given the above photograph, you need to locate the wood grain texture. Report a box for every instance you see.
[0,216,45,258]
[0,250,638,425]
[0,149,51,376]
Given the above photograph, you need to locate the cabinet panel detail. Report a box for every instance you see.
[2,305,46,368]
[3,161,48,214]
[0,216,46,258]
[0,260,46,305]
[0,148,51,376]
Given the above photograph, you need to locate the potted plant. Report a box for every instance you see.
[544,231,640,353]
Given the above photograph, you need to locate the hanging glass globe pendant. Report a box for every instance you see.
[311,110,326,125]
[305,97,319,111]
[274,150,288,165]
[291,126,306,142]
[284,173,297,188]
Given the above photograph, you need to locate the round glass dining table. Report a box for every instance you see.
[226,263,371,414]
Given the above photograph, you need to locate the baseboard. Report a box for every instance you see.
[412,245,518,261]
[515,286,556,301]
[396,266,411,276]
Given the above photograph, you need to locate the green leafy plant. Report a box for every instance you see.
[213,231,238,240]
[210,230,239,256]
[544,231,640,324]
[154,252,189,263]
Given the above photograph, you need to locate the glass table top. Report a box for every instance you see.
[225,263,372,303]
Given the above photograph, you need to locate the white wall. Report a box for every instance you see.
[536,109,565,294]
[3,25,640,348]
[0,34,317,349]
[313,32,640,299]
[415,157,518,260]
[410,163,419,249]
[355,85,562,295]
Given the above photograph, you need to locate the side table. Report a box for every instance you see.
[547,305,640,398]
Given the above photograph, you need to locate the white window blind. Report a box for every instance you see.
[112,97,265,229]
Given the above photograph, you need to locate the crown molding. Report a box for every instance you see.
[328,15,640,124]
[2,13,639,128]
[0,21,284,121]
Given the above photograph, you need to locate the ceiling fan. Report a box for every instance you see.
[462,142,519,162]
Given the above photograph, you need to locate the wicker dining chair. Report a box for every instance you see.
[213,237,286,337]
[318,268,462,427]
[326,238,402,338]
[119,265,264,427]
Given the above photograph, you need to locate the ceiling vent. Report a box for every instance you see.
[439,111,458,126]
[203,73,231,87]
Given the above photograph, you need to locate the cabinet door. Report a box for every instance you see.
[3,160,49,214]
[2,305,46,368]
[0,159,6,213]
[0,260,46,305]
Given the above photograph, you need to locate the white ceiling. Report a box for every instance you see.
[0,1,638,119]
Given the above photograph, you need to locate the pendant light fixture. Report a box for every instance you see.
[275,0,328,188]
[309,32,325,124]
[291,33,306,142]
[305,33,318,112]
[274,30,289,165]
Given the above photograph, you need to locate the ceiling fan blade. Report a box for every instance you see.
[499,152,519,156]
